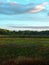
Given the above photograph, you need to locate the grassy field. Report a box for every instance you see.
[0,38,49,65]
[0,38,49,44]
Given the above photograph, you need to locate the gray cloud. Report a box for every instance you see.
[9,25,49,29]
[0,2,48,15]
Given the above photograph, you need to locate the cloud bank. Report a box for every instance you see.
[0,2,49,15]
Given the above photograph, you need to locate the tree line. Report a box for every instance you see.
[0,29,49,38]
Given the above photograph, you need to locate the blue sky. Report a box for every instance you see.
[0,0,49,30]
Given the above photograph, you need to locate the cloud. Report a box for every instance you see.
[0,2,49,15]
[42,2,49,5]
[27,6,45,13]
[8,2,18,6]
[8,25,49,29]
[27,2,49,13]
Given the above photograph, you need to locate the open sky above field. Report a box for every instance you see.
[0,0,49,30]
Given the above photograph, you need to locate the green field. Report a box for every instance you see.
[0,38,49,44]
[0,38,49,65]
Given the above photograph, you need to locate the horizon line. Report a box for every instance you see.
[9,26,49,29]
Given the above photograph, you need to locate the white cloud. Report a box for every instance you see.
[27,2,49,13]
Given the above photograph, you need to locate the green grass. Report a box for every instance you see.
[0,38,49,57]
[0,38,49,45]
[0,38,49,65]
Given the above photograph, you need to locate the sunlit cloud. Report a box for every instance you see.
[28,6,45,13]
[28,2,49,13]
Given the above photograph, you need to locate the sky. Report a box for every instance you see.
[0,0,49,30]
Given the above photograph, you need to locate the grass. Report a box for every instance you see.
[0,38,49,44]
[0,38,49,65]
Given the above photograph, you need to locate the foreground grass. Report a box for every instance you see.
[0,38,49,45]
[0,38,49,65]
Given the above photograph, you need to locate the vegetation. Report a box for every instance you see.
[0,38,49,65]
[0,29,49,65]
[0,28,49,38]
